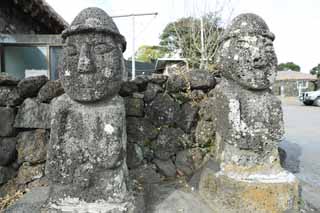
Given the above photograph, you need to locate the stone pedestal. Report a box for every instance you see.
[199,164,299,213]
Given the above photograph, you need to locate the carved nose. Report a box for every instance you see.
[78,44,95,73]
[252,50,266,68]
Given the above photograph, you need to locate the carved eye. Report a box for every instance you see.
[94,43,115,54]
[236,40,249,48]
[265,43,274,52]
[67,45,77,56]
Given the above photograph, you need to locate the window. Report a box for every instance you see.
[0,34,63,80]
[3,46,49,79]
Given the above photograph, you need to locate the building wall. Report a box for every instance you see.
[273,80,316,97]
[0,0,53,34]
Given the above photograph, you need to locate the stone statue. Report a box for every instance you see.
[45,7,135,212]
[199,13,300,212]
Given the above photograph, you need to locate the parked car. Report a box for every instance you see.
[300,90,320,106]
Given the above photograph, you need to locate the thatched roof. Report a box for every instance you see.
[13,0,68,33]
[276,70,317,81]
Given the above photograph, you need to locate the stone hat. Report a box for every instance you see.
[62,7,126,52]
[220,13,275,43]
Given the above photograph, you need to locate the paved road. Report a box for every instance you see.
[280,98,320,209]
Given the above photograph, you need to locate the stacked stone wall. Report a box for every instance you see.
[0,70,218,202]
[0,74,64,203]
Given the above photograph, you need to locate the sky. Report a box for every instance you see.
[46,0,320,73]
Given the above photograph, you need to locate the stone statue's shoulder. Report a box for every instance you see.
[211,78,238,101]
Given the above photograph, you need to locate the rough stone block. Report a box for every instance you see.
[127,143,143,169]
[166,74,188,93]
[185,69,216,90]
[198,98,215,121]
[126,117,158,145]
[0,107,16,136]
[175,149,204,177]
[0,137,17,166]
[4,187,50,213]
[144,83,163,103]
[16,129,49,164]
[177,102,199,133]
[195,120,215,147]
[145,94,180,127]
[152,127,189,160]
[119,81,139,97]
[150,74,168,85]
[37,80,64,103]
[0,166,16,185]
[17,75,48,98]
[154,159,176,178]
[14,98,51,129]
[125,97,144,117]
[0,86,22,107]
[132,75,150,91]
[16,163,45,185]
[0,74,19,86]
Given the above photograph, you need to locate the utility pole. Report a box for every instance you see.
[112,12,158,80]
[200,16,205,69]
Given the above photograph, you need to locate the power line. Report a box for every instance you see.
[112,12,158,80]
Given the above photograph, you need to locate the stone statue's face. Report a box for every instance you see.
[219,34,277,89]
[61,32,124,102]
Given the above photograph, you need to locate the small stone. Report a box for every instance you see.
[154,159,176,178]
[150,74,168,85]
[132,75,150,91]
[166,74,188,93]
[278,147,287,169]
[190,90,206,101]
[37,80,64,103]
[127,143,144,169]
[14,98,51,129]
[16,129,49,164]
[152,127,189,160]
[0,86,22,107]
[0,107,16,137]
[195,120,216,147]
[175,149,205,177]
[145,94,180,127]
[125,97,144,117]
[17,75,48,98]
[0,137,17,166]
[176,102,199,133]
[198,98,215,121]
[0,74,19,86]
[144,83,163,103]
[0,166,16,185]
[126,117,158,145]
[119,81,139,97]
[16,163,45,185]
[185,69,216,90]
[132,92,144,99]
[4,187,50,213]
[141,146,154,162]
[129,164,161,184]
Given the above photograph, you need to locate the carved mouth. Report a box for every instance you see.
[253,64,267,69]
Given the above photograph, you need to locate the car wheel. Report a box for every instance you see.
[314,97,320,106]
[303,101,313,106]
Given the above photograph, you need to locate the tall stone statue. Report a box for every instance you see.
[199,13,300,212]
[45,7,135,212]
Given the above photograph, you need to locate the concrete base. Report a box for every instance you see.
[199,166,300,213]
[45,198,137,213]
